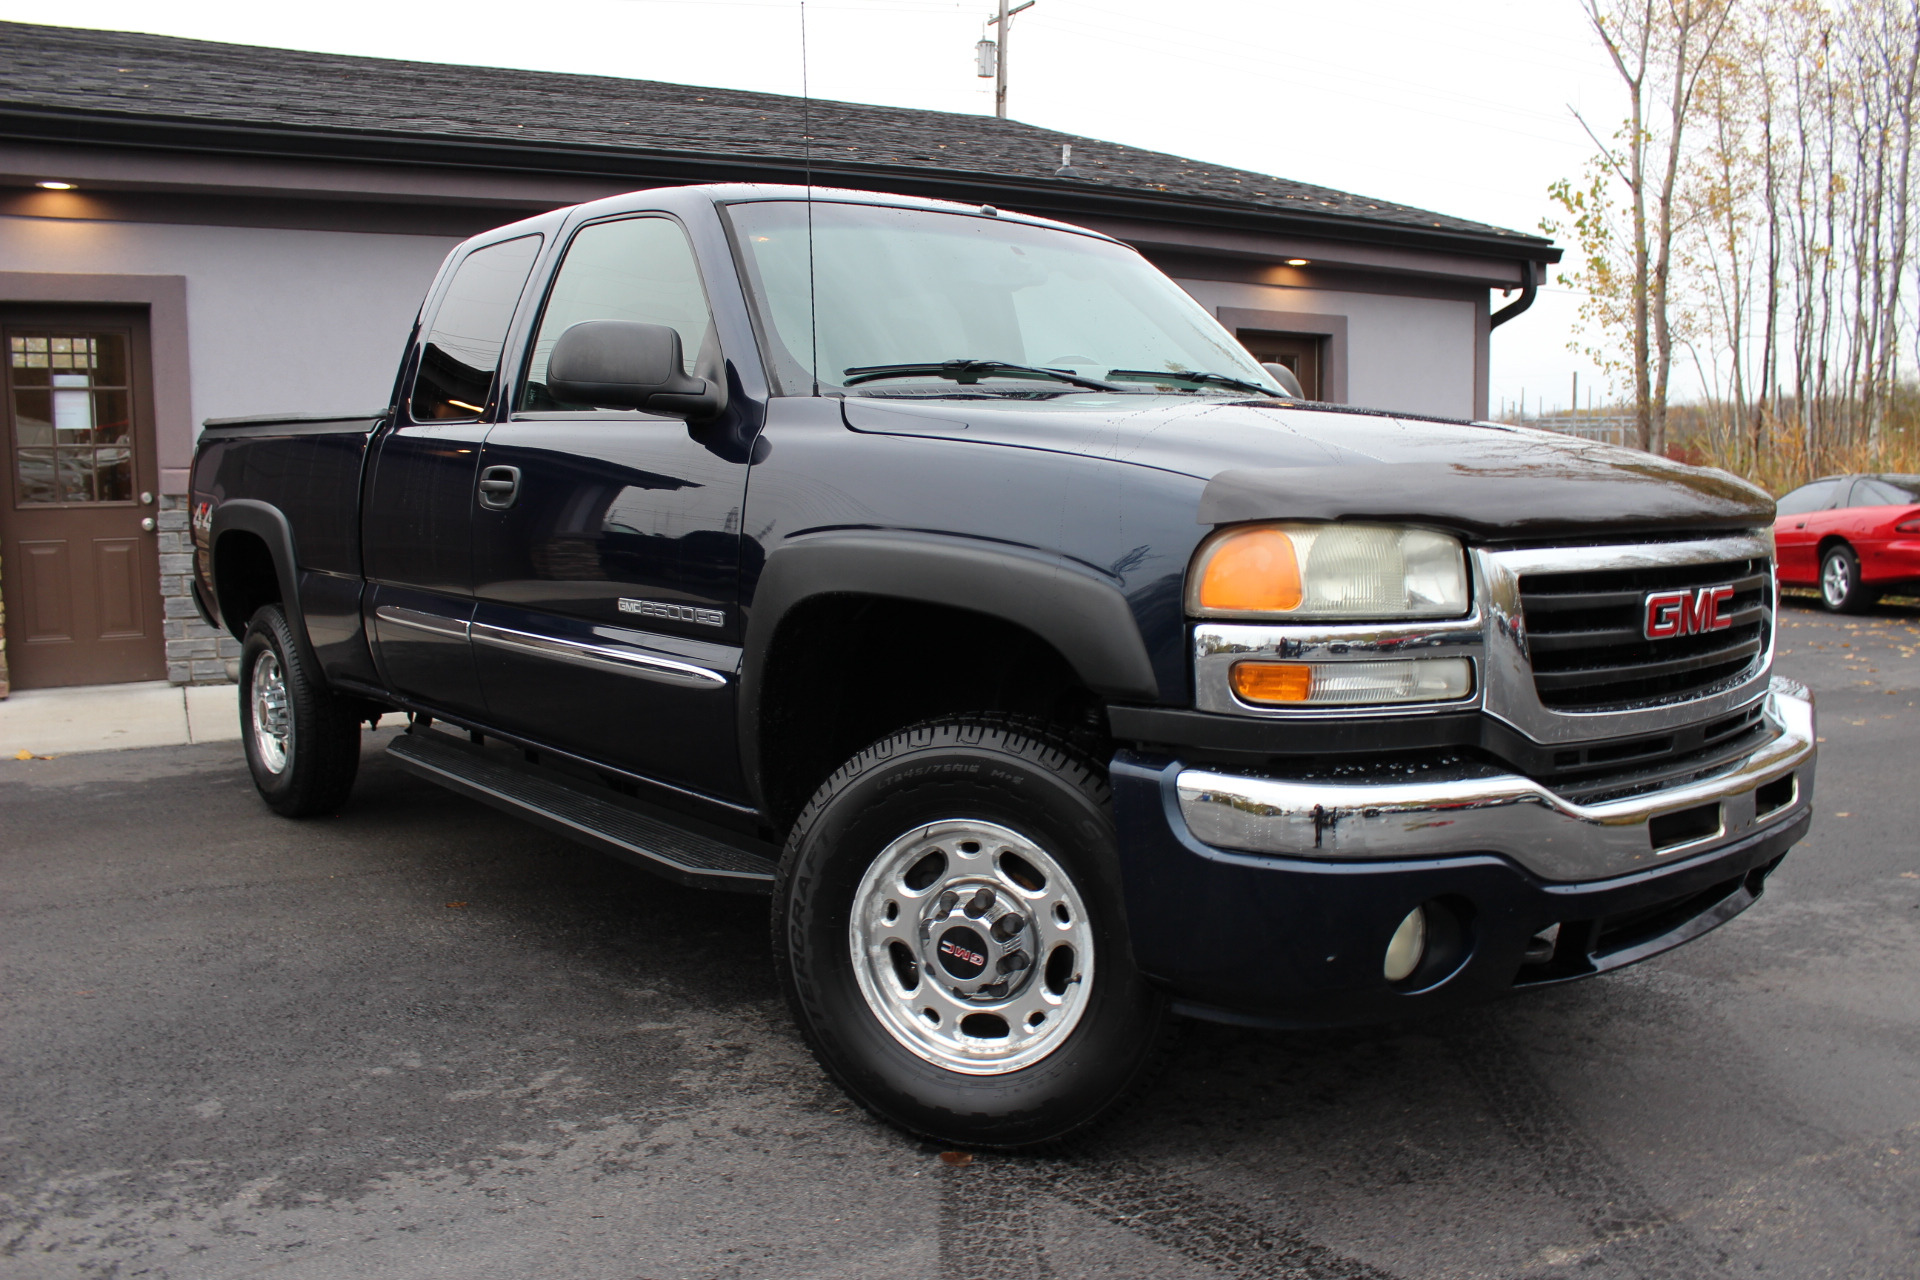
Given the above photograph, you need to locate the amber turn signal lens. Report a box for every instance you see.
[1230,661,1313,703]
[1197,527,1303,613]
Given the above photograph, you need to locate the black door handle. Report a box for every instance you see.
[478,465,520,510]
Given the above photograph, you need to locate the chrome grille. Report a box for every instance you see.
[1519,557,1771,710]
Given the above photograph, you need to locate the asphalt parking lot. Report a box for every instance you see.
[4,596,1918,1280]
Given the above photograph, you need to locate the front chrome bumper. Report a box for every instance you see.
[1176,676,1815,882]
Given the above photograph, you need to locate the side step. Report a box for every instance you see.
[387,729,778,893]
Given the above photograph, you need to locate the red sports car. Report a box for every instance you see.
[1773,473,1920,611]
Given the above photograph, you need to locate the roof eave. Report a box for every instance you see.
[0,102,1561,263]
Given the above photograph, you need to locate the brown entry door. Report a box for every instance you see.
[1238,330,1325,401]
[1,309,165,689]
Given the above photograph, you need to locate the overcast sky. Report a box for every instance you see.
[2,0,1633,416]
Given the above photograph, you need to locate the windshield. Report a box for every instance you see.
[725,200,1282,397]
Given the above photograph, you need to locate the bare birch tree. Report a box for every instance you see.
[1557,0,1736,452]
[1550,0,1920,483]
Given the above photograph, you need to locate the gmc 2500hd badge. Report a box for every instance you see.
[188,182,1814,1149]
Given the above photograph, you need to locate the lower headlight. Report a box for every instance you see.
[1230,657,1473,706]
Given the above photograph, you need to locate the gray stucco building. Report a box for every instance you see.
[0,20,1557,693]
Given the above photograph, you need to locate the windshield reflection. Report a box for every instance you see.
[725,200,1281,399]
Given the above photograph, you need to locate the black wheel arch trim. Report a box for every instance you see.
[189,574,220,630]
[207,499,321,676]
[738,530,1163,807]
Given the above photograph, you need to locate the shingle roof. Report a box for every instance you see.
[0,20,1552,255]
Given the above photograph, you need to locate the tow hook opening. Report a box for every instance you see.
[1521,923,1560,966]
[1386,896,1474,992]
[1649,802,1723,852]
[1754,773,1797,819]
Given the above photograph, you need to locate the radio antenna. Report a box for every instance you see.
[801,0,819,397]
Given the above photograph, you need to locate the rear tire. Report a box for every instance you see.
[240,604,361,817]
[1820,544,1877,613]
[773,717,1174,1149]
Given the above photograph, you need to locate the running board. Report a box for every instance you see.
[387,729,777,893]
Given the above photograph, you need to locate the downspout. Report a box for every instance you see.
[1490,264,1539,330]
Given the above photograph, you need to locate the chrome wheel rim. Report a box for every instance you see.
[250,649,292,774]
[849,819,1094,1075]
[1822,553,1850,607]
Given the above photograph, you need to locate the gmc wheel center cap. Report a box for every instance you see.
[935,926,989,980]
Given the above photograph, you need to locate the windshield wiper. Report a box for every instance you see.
[843,360,1119,392]
[1104,368,1280,396]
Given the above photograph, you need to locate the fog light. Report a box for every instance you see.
[1383,906,1428,983]
[1231,657,1472,706]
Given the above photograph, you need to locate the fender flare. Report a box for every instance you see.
[207,499,321,674]
[738,531,1162,802]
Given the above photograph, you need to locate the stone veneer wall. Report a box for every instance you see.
[158,494,240,685]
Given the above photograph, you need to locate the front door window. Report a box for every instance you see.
[10,333,134,506]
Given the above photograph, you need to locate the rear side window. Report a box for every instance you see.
[1775,479,1844,516]
[519,217,714,412]
[1850,476,1920,507]
[410,234,542,422]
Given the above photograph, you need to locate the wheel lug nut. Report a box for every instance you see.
[965,888,995,917]
[998,950,1030,974]
[936,890,959,916]
[991,914,1025,942]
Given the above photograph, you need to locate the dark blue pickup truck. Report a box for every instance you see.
[190,183,1815,1148]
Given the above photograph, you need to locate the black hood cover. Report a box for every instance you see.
[842,396,1772,542]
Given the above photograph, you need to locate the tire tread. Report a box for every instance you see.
[241,605,361,817]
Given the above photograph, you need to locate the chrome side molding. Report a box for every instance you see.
[469,620,726,688]
[374,604,470,640]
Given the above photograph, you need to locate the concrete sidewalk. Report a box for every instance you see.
[0,681,242,757]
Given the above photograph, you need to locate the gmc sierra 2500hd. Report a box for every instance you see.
[190,184,1816,1148]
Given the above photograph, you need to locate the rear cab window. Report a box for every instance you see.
[409,234,543,422]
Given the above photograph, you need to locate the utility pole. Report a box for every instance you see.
[984,0,1035,120]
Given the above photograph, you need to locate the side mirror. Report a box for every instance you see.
[1260,362,1305,398]
[546,320,726,420]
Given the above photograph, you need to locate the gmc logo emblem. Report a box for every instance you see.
[939,939,985,968]
[1644,586,1735,639]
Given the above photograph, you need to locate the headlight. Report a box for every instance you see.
[1187,523,1469,620]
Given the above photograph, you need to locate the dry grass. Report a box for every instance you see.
[1656,394,1920,494]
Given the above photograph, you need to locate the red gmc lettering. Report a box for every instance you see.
[1644,586,1735,639]
[940,940,985,966]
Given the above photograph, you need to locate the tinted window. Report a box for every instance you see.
[410,235,541,422]
[1775,479,1845,516]
[1850,475,1920,506]
[519,217,713,412]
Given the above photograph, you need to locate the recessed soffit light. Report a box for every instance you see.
[1285,258,1310,266]
[36,180,76,190]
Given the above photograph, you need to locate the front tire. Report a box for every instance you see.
[1820,544,1877,613]
[240,604,361,817]
[773,717,1173,1149]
